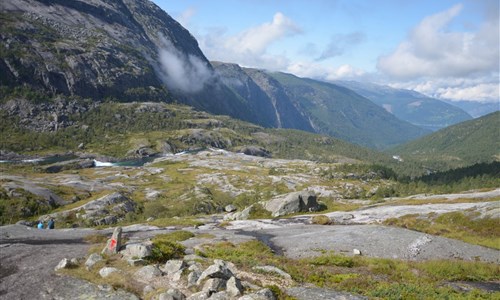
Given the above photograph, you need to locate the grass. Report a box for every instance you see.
[197,241,500,299]
[383,211,500,249]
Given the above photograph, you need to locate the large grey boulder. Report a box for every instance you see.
[264,191,319,217]
[120,242,152,259]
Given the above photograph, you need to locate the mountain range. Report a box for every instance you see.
[335,81,473,131]
[0,0,495,154]
[1,0,429,150]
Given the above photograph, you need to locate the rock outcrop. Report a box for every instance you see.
[264,190,320,217]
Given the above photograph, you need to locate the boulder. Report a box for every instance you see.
[197,260,234,285]
[54,258,76,271]
[186,291,210,300]
[238,288,276,300]
[134,265,162,281]
[85,253,104,270]
[79,193,136,225]
[239,146,271,158]
[162,259,186,276]
[158,289,186,300]
[120,242,152,259]
[264,191,319,217]
[226,276,244,297]
[99,267,120,278]
[224,205,237,213]
[202,278,226,294]
[223,205,253,221]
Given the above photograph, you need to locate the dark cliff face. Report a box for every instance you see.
[1,0,176,100]
[0,0,263,123]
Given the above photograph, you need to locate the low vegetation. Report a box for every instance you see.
[384,211,500,250]
[199,241,500,299]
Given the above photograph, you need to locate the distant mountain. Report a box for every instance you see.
[336,81,472,131]
[391,111,500,167]
[441,100,499,118]
[215,63,429,149]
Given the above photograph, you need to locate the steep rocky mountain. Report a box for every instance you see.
[336,80,472,131]
[0,0,259,122]
[1,0,426,150]
[215,62,429,149]
[391,111,500,166]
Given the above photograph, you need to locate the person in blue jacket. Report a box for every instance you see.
[47,218,55,229]
[37,221,43,229]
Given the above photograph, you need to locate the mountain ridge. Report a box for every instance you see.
[2,0,427,149]
[335,80,473,131]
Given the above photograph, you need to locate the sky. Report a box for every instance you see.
[152,0,499,103]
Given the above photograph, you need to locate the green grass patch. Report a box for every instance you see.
[383,212,500,249]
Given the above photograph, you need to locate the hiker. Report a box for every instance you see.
[37,221,44,229]
[47,218,55,229]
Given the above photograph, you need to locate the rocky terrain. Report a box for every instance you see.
[1,149,499,299]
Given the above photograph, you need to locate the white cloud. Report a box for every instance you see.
[436,83,499,102]
[377,4,499,79]
[287,62,366,81]
[389,77,500,102]
[197,12,301,70]
[157,35,213,93]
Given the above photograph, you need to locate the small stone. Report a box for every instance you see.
[225,205,237,212]
[54,258,75,271]
[202,278,226,293]
[99,267,120,278]
[353,249,362,256]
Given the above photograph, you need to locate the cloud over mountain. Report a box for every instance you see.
[377,4,499,79]
[158,35,213,93]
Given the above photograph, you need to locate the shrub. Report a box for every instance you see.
[311,215,332,225]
